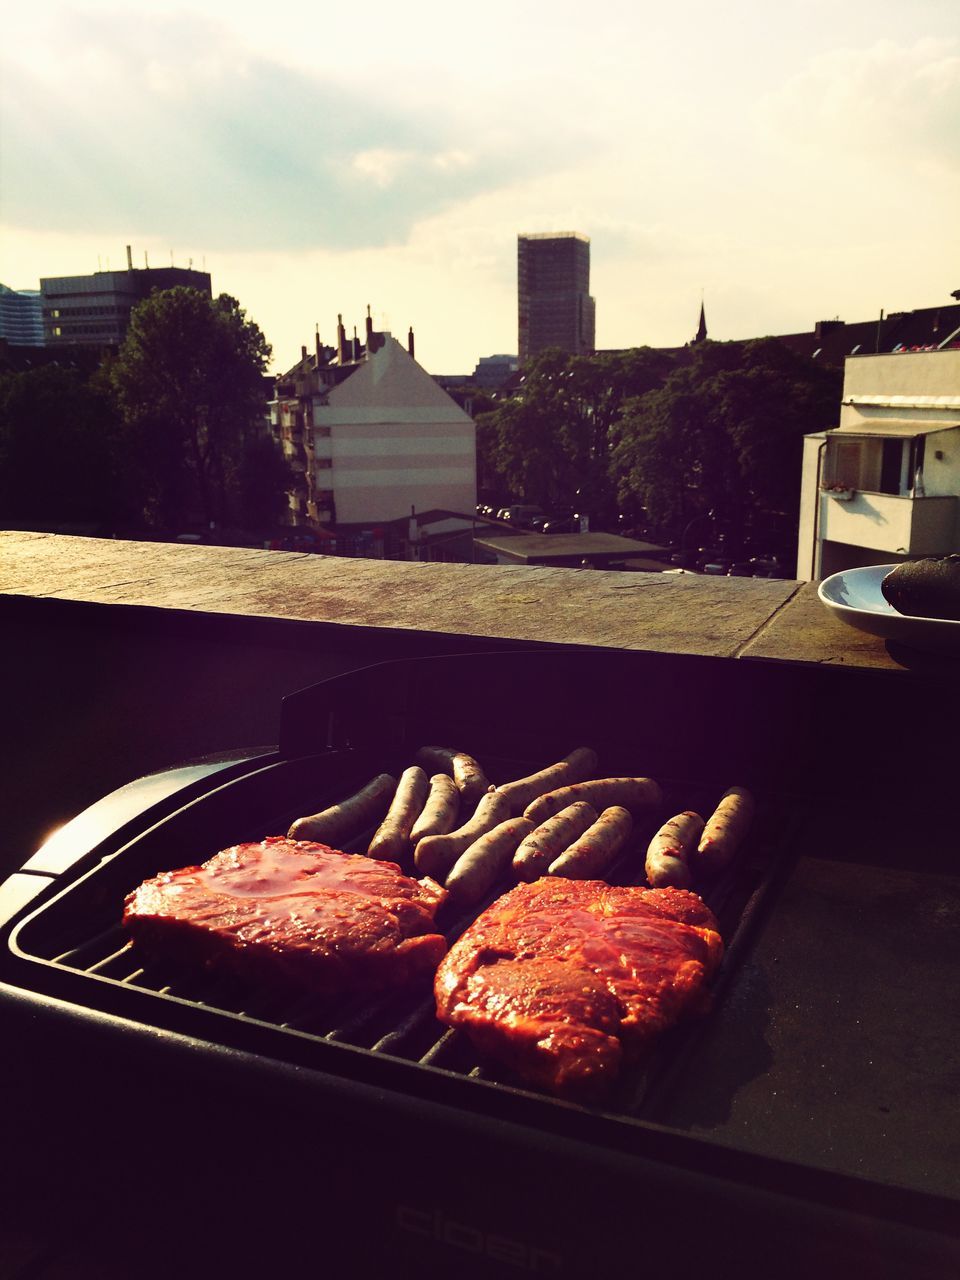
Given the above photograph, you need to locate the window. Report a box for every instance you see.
[827,437,915,496]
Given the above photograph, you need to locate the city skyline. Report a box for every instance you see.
[2,1,957,374]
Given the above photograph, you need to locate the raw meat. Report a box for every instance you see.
[435,878,722,1097]
[123,837,448,999]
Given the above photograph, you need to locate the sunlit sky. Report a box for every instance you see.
[2,1,958,374]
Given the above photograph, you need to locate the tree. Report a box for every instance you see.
[0,364,135,529]
[611,339,841,544]
[476,346,675,520]
[109,288,281,530]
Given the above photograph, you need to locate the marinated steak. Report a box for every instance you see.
[124,837,448,999]
[435,878,722,1097]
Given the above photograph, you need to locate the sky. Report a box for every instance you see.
[2,1,958,375]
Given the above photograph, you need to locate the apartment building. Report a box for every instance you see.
[272,314,476,528]
[797,349,960,579]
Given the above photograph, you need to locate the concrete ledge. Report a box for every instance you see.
[3,530,794,659]
[5,530,959,673]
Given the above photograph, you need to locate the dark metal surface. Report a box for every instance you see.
[1,649,958,1279]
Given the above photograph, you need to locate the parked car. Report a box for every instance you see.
[669,549,699,569]
[498,504,545,528]
[541,514,578,535]
[505,505,545,528]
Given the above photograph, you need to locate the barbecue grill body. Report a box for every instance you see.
[1,650,957,1280]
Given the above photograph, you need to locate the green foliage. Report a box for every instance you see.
[237,434,296,528]
[109,288,279,529]
[0,364,135,528]
[477,346,675,519]
[612,339,842,539]
[479,338,840,547]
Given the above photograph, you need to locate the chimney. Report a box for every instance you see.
[365,303,374,349]
[315,324,322,363]
[301,345,308,362]
[126,244,133,271]
[353,325,360,361]
[407,326,415,359]
[336,314,346,364]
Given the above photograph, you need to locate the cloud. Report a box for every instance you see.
[762,37,960,173]
[0,10,559,252]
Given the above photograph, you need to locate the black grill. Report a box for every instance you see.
[13,746,787,1119]
[2,649,958,1280]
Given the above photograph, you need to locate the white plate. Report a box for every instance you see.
[818,564,960,654]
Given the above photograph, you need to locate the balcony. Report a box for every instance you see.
[819,489,958,555]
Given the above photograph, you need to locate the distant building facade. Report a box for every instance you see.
[472,354,520,389]
[797,349,960,580]
[518,232,595,364]
[272,312,476,529]
[0,285,44,346]
[40,249,212,347]
[772,303,960,367]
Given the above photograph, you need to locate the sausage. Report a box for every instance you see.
[445,818,536,906]
[512,801,598,882]
[414,791,512,880]
[495,747,599,816]
[287,773,397,845]
[409,773,460,844]
[645,810,705,888]
[414,746,492,808]
[697,786,755,870]
[547,806,633,879]
[524,777,663,827]
[366,766,430,862]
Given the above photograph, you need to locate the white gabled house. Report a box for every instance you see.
[271,314,476,530]
[797,350,960,580]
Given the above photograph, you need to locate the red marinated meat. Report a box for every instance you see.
[435,878,722,1097]
[124,837,448,999]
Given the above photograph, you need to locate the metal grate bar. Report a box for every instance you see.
[24,779,793,1114]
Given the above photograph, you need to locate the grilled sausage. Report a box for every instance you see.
[645,810,705,888]
[697,786,755,870]
[414,791,512,880]
[445,817,536,906]
[495,747,599,817]
[367,766,430,862]
[547,806,633,879]
[287,773,397,845]
[512,801,599,882]
[414,746,492,808]
[409,773,460,844]
[524,777,663,827]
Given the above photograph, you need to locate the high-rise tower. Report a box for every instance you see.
[517,232,595,364]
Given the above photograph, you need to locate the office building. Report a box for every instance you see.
[40,248,212,347]
[517,232,595,364]
[0,285,44,346]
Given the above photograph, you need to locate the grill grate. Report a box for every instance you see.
[37,788,789,1115]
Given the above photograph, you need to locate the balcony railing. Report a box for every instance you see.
[819,489,958,555]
